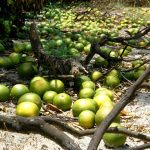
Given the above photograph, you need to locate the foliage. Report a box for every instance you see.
[0,0,45,38]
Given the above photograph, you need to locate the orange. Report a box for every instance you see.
[24,42,32,51]
[78,110,95,129]
[75,43,84,51]
[30,79,50,97]
[43,91,57,104]
[30,76,46,85]
[79,88,95,99]
[18,93,42,109]
[53,93,72,111]
[95,87,114,100]
[13,41,25,53]
[95,56,108,67]
[93,95,113,108]
[95,106,120,125]
[91,71,103,81]
[9,52,21,65]
[81,81,95,90]
[18,62,37,78]
[103,122,127,148]
[16,102,39,117]
[0,57,12,68]
[49,79,64,93]
[0,43,5,52]
[10,84,29,100]
[74,75,91,88]
[0,84,10,101]
[105,75,120,88]
[107,69,120,77]
[72,98,97,117]
[134,69,144,80]
[132,60,143,67]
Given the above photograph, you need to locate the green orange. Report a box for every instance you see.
[0,84,10,101]
[18,63,37,78]
[10,84,29,100]
[43,91,57,104]
[72,98,97,117]
[79,88,95,99]
[81,81,95,90]
[93,95,113,108]
[30,79,50,97]
[95,106,120,125]
[18,93,42,109]
[91,71,103,81]
[103,122,127,148]
[53,93,72,111]
[49,79,65,93]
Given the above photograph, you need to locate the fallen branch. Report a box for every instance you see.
[84,26,150,65]
[0,115,82,150]
[0,113,150,149]
[88,64,150,150]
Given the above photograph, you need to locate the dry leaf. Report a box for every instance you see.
[46,104,63,113]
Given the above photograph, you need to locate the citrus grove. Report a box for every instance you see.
[0,0,150,150]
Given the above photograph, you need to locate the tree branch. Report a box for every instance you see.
[0,115,82,150]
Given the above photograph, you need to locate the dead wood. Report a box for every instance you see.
[0,115,82,150]
[87,64,150,150]
[29,22,87,76]
[0,113,150,147]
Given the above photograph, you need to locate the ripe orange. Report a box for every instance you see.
[79,88,95,99]
[10,84,29,100]
[30,79,50,97]
[103,122,127,148]
[43,91,57,104]
[16,102,39,117]
[18,93,42,109]
[95,106,120,125]
[53,93,72,111]
[49,79,64,93]
[0,84,10,101]
[78,110,95,129]
[72,98,97,117]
